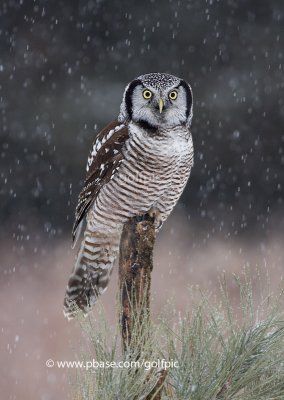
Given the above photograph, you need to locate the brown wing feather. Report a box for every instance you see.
[72,120,128,242]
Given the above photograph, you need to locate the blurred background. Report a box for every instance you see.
[1,0,283,398]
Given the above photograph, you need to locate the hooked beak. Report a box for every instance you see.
[159,98,164,113]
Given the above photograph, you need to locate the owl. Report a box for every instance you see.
[64,72,194,318]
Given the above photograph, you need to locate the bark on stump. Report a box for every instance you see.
[119,213,155,350]
[119,213,166,399]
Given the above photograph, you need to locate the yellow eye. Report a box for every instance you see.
[143,89,153,100]
[169,90,178,100]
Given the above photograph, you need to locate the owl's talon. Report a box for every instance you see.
[135,208,162,230]
[147,207,163,230]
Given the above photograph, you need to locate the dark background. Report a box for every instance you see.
[1,0,283,242]
[1,1,284,399]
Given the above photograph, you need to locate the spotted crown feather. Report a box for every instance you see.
[138,72,180,90]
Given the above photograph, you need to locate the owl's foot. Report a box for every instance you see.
[148,207,163,230]
[135,207,163,230]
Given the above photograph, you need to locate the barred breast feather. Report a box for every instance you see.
[64,120,193,318]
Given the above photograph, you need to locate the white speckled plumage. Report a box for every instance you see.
[64,72,194,318]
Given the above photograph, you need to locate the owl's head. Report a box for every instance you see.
[118,72,193,129]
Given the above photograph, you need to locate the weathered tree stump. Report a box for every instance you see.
[119,213,156,351]
[119,212,167,399]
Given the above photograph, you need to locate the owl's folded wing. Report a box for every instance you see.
[72,120,129,245]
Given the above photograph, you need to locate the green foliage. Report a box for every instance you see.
[71,273,284,399]
[72,301,163,400]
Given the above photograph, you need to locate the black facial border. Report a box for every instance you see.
[125,79,142,119]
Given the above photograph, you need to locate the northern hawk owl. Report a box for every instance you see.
[64,72,194,318]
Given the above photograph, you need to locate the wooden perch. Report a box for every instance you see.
[119,211,167,399]
[119,212,156,350]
